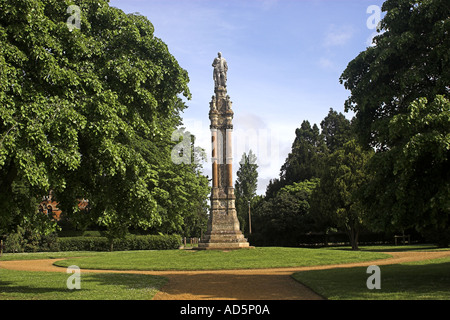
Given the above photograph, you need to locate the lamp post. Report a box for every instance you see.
[248,200,252,235]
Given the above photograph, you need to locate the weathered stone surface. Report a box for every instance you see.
[212,52,228,89]
[197,53,251,250]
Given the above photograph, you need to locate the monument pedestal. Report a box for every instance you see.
[197,53,251,250]
[197,188,250,250]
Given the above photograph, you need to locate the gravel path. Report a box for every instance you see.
[1,250,449,300]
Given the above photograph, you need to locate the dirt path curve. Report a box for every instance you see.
[1,251,450,300]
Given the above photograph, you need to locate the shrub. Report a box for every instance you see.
[57,234,181,252]
[4,232,24,253]
[82,230,103,237]
[3,232,181,252]
[57,237,109,251]
[57,230,103,238]
[3,228,60,253]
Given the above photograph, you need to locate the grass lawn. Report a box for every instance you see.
[292,253,450,300]
[0,269,167,300]
[49,247,391,271]
[0,246,385,300]
[0,251,99,261]
[1,245,447,300]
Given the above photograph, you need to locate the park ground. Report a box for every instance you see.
[1,245,450,300]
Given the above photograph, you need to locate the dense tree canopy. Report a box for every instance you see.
[310,140,374,250]
[266,109,352,198]
[340,0,449,245]
[249,0,449,248]
[0,0,208,241]
[320,108,353,153]
[2,0,447,250]
[254,109,353,246]
[251,179,318,247]
[362,96,450,245]
[340,0,449,148]
[280,120,326,185]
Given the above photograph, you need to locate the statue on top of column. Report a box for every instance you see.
[212,52,228,89]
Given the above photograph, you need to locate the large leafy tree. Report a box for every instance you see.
[340,0,449,149]
[154,130,209,237]
[362,96,450,245]
[340,0,449,245]
[310,140,373,250]
[0,0,207,242]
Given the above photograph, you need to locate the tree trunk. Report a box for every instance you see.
[352,231,359,250]
[0,159,17,194]
[347,226,359,250]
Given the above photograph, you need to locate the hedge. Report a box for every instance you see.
[58,234,181,251]
[3,234,181,253]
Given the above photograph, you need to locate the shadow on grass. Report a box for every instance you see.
[0,271,167,300]
[292,260,450,300]
[81,273,168,290]
[0,279,69,295]
[332,244,444,253]
[154,272,322,300]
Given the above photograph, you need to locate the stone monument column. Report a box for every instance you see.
[197,53,250,250]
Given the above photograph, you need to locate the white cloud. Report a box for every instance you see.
[323,25,355,47]
[183,112,295,195]
[318,57,335,70]
[319,24,356,71]
[261,0,279,11]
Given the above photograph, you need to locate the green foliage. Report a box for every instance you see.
[57,234,181,251]
[251,179,319,246]
[236,150,258,201]
[280,121,326,185]
[340,0,449,148]
[0,0,209,240]
[340,0,449,246]
[310,140,374,250]
[363,96,450,245]
[267,109,352,198]
[4,226,59,253]
[153,132,210,237]
[257,109,354,246]
[3,230,181,252]
[235,150,258,233]
[320,108,354,153]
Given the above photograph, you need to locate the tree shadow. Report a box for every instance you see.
[154,272,323,300]
[0,273,167,299]
[293,260,450,299]
[334,245,441,252]
[0,279,69,295]
[81,273,167,290]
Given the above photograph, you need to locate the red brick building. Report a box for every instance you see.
[39,191,88,221]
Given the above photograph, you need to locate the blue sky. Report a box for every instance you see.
[109,0,385,194]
